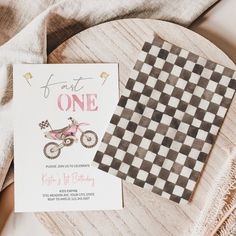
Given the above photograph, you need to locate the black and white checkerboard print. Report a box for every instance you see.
[92,36,236,204]
[39,120,50,129]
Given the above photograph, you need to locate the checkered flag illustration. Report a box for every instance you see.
[39,120,51,130]
[92,36,236,204]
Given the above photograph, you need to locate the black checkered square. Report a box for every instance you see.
[92,36,236,204]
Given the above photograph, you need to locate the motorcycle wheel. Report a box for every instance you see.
[80,130,98,148]
[43,142,61,159]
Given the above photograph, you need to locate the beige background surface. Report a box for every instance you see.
[1,0,236,235]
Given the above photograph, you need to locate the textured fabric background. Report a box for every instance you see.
[0,0,218,190]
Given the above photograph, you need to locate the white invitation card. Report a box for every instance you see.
[14,64,122,212]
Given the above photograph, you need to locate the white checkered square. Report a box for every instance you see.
[149,45,160,56]
[132,157,143,168]
[133,81,145,93]
[137,170,149,181]
[141,63,152,74]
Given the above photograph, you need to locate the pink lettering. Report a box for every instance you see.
[57,93,98,112]
[87,94,98,111]
[72,94,84,112]
[58,94,71,111]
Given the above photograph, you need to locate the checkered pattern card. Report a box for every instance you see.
[92,36,236,204]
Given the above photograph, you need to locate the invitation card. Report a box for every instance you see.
[14,64,122,212]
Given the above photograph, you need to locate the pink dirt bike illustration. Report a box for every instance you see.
[39,117,98,159]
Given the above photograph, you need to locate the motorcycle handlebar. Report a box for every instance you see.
[68,117,78,124]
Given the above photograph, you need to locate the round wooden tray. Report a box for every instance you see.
[39,19,236,235]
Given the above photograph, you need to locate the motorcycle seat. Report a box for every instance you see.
[51,126,69,134]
